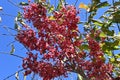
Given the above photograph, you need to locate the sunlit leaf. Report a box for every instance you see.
[56,1,62,11]
[10,44,15,54]
[92,19,103,26]
[115,54,120,58]
[48,6,54,13]
[17,12,22,18]
[19,2,29,6]
[105,50,113,56]
[79,3,88,10]
[99,32,107,37]
[99,56,105,62]
[15,12,22,22]
[48,16,56,20]
[110,57,115,62]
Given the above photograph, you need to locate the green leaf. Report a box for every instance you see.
[56,2,62,10]
[34,0,46,3]
[17,12,22,18]
[92,0,100,4]
[96,1,109,8]
[110,57,115,62]
[56,0,65,11]
[48,16,56,20]
[14,23,21,30]
[48,6,54,13]
[80,44,89,50]
[112,11,120,23]
[15,12,22,22]
[101,27,114,36]
[105,50,113,56]
[99,32,107,37]
[114,2,120,6]
[19,2,29,6]
[92,19,103,26]
[115,54,120,59]
[10,44,15,54]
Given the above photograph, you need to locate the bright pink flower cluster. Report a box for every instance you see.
[16,2,113,80]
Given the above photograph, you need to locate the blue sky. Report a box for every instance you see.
[0,0,111,80]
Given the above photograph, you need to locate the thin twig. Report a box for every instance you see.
[112,0,115,5]
[0,13,16,17]
[3,27,17,31]
[74,69,90,80]
[31,73,36,80]
[55,0,56,9]
[2,26,15,36]
[7,0,22,9]
[7,41,16,46]
[117,23,120,32]
[3,69,24,80]
[86,10,88,22]
[0,52,24,59]
[74,0,78,6]
[107,72,114,80]
[11,54,24,59]
[0,34,16,36]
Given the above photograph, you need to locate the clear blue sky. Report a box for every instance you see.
[0,0,111,80]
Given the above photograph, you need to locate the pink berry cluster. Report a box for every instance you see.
[86,36,113,80]
[16,1,113,80]
[22,52,67,80]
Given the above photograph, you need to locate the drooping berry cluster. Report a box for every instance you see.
[16,29,37,50]
[85,35,113,80]
[22,52,67,80]
[17,2,81,79]
[16,1,113,80]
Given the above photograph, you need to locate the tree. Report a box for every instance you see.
[1,0,120,80]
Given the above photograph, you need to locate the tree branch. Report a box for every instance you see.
[0,52,24,59]
[69,63,90,80]
[3,69,24,80]
[7,0,22,9]
[74,0,78,6]
[74,68,90,80]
